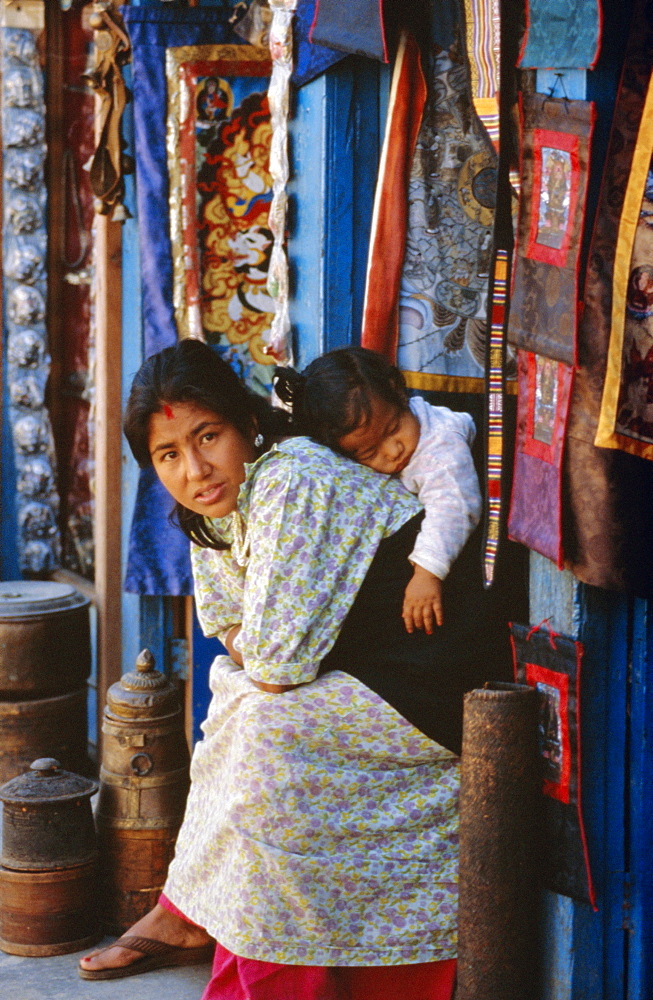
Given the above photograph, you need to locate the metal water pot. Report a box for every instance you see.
[0,757,98,871]
[96,649,190,931]
[0,758,101,957]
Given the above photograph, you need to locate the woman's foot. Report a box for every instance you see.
[79,903,214,975]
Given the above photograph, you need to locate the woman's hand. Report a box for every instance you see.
[402,566,443,634]
[225,626,303,692]
[224,625,244,666]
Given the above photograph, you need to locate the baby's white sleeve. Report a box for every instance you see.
[405,409,482,579]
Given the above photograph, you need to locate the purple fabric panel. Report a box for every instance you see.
[508,449,560,564]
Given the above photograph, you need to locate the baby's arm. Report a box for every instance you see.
[402,565,443,634]
[401,407,482,631]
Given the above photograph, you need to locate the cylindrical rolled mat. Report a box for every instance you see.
[456,682,542,1000]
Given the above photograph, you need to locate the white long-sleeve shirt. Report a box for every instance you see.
[401,395,482,580]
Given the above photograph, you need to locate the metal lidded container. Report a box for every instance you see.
[0,758,98,871]
[96,649,190,932]
[0,759,101,957]
[0,582,91,699]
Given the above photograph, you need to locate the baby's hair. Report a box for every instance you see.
[274,347,409,449]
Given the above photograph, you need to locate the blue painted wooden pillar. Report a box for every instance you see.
[289,59,385,366]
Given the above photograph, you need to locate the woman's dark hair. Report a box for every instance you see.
[124,339,291,548]
[273,347,409,449]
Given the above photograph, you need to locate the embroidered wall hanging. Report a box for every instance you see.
[166,44,275,396]
[510,622,596,908]
[518,0,602,71]
[564,0,653,595]
[508,351,573,567]
[396,35,499,392]
[508,94,595,366]
[463,0,500,151]
[594,75,653,459]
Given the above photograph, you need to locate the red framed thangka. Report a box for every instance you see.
[166,44,275,395]
[508,94,595,366]
[510,621,595,907]
[508,350,574,568]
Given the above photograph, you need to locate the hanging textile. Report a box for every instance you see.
[564,0,653,595]
[518,0,602,71]
[292,0,346,87]
[123,5,260,596]
[594,75,653,458]
[360,32,427,360]
[508,351,573,567]
[166,43,274,394]
[463,0,500,150]
[507,94,595,366]
[510,622,596,908]
[482,247,510,586]
[310,0,388,62]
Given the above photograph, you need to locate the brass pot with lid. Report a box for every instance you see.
[0,757,98,871]
[96,650,190,932]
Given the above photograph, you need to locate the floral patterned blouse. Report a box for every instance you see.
[192,436,422,684]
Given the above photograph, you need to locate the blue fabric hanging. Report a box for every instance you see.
[292,0,347,87]
[123,5,240,596]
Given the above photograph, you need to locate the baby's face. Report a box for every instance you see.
[337,396,420,475]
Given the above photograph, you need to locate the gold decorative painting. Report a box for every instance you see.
[166,44,275,394]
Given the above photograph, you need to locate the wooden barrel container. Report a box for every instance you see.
[0,860,101,956]
[0,688,90,785]
[0,582,90,700]
[96,650,190,933]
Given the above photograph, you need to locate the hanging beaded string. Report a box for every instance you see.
[264,0,297,366]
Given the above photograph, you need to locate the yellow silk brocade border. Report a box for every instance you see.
[166,44,272,342]
[402,371,517,395]
[594,74,653,458]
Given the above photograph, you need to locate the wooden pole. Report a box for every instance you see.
[94,208,123,750]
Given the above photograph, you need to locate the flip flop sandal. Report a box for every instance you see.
[78,934,215,981]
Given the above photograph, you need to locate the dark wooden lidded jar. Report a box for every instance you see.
[0,758,101,956]
[96,649,190,933]
[0,581,91,784]
[0,582,90,699]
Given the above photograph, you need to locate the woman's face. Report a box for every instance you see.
[148,401,257,518]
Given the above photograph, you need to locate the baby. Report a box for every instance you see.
[274,347,482,634]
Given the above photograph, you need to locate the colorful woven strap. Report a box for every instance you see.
[483,248,510,587]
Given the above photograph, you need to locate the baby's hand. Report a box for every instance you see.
[402,566,443,634]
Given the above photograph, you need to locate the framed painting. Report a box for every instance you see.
[166,44,275,394]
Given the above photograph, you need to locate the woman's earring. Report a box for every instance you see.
[254,432,264,448]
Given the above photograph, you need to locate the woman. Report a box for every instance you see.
[79,339,476,999]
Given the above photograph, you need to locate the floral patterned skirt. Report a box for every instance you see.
[164,657,460,966]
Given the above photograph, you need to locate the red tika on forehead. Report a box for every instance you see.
[163,404,175,421]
